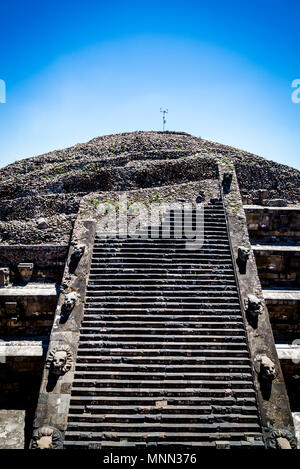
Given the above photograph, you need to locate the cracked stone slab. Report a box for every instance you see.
[0,283,57,296]
[263,290,300,301]
[276,343,300,361]
[0,409,25,449]
[0,340,44,357]
[252,245,300,252]
[244,205,300,211]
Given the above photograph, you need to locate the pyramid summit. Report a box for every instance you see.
[0,131,299,245]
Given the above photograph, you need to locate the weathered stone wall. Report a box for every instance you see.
[245,206,300,244]
[0,245,68,283]
[254,248,300,288]
[0,288,58,337]
[236,161,300,204]
[0,409,26,449]
[32,220,96,435]
[218,162,295,442]
[266,300,300,337]
[0,356,44,406]
[0,356,44,448]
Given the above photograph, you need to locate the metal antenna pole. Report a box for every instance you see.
[160,108,168,131]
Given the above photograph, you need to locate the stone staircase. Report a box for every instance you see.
[64,200,263,448]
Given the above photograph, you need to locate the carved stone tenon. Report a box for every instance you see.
[254,354,277,381]
[30,426,63,449]
[46,345,73,375]
[245,294,262,316]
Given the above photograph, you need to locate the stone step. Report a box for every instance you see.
[84,302,241,309]
[76,356,250,364]
[90,265,233,270]
[65,422,261,433]
[67,414,259,425]
[74,365,251,375]
[90,263,234,270]
[122,218,224,224]
[77,342,249,351]
[73,368,252,378]
[76,347,249,356]
[85,295,240,301]
[69,395,256,406]
[91,256,233,262]
[97,225,229,233]
[64,429,262,443]
[93,239,230,246]
[64,432,265,450]
[87,288,236,295]
[91,262,233,267]
[137,221,227,226]
[95,228,228,236]
[68,404,258,416]
[79,327,245,336]
[70,389,256,399]
[88,271,235,277]
[85,291,239,298]
[166,207,224,211]
[84,303,242,310]
[90,265,234,271]
[71,380,254,391]
[87,283,238,289]
[82,319,243,327]
[88,277,235,283]
[83,312,241,319]
[80,327,244,336]
[80,322,244,331]
[163,211,224,214]
[94,239,230,245]
[78,336,246,344]
[95,229,227,236]
[83,308,242,315]
[92,247,231,253]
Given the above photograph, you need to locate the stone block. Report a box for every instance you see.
[4,301,18,316]
[0,409,25,449]
[0,267,9,287]
[265,199,288,207]
[17,262,34,283]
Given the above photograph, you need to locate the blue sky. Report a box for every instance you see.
[0,0,299,169]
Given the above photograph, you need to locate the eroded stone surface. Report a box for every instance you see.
[0,409,25,449]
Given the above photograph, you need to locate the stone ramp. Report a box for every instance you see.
[64,201,263,448]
